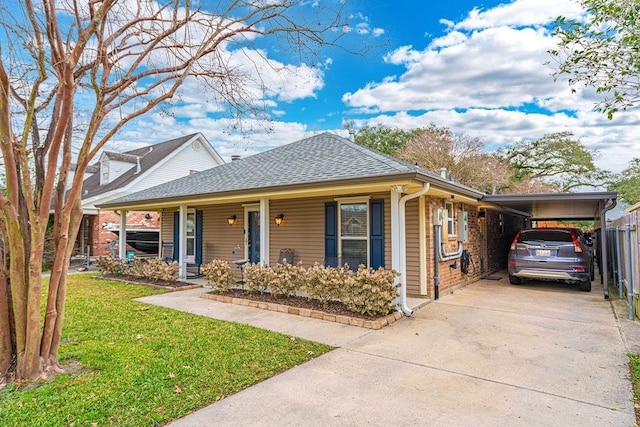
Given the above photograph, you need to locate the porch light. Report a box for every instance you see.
[227,215,237,226]
[274,213,285,226]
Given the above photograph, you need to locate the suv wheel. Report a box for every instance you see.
[509,275,522,285]
[579,279,591,292]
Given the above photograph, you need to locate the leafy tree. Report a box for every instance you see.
[0,0,351,384]
[550,0,640,118]
[500,132,611,192]
[610,158,640,205]
[352,125,420,155]
[396,124,511,194]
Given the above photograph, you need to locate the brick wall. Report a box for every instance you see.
[481,210,525,274]
[418,198,525,299]
[90,210,161,257]
[420,198,483,298]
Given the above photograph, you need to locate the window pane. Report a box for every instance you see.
[341,240,367,268]
[186,238,195,256]
[341,203,367,237]
[186,213,195,237]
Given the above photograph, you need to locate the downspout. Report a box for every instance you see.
[434,225,440,300]
[398,183,431,315]
[600,198,617,299]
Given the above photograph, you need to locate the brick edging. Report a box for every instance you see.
[200,292,403,330]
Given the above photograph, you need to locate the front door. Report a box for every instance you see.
[248,210,260,263]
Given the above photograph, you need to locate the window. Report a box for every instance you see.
[339,202,368,267]
[101,160,109,184]
[186,210,195,261]
[445,201,455,236]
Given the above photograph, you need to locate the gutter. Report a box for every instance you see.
[398,183,431,315]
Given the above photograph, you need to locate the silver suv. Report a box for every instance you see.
[507,228,594,291]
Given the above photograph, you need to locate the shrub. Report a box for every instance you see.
[97,257,179,282]
[342,266,400,316]
[201,259,236,293]
[97,257,124,276]
[137,258,179,282]
[303,263,347,307]
[243,262,267,293]
[269,262,305,297]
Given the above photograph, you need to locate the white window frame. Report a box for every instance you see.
[338,198,370,267]
[445,201,455,237]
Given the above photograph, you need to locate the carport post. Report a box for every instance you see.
[625,225,634,320]
[615,227,623,300]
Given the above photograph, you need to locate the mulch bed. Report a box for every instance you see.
[217,289,382,321]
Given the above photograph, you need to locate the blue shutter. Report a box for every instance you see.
[325,202,338,266]
[370,199,385,269]
[173,211,179,261]
[195,210,203,265]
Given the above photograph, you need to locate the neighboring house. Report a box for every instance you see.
[74,133,224,257]
[100,132,528,308]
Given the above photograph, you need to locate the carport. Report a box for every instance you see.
[483,192,618,299]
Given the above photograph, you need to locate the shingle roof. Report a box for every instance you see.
[102,151,139,163]
[104,132,472,207]
[82,133,201,200]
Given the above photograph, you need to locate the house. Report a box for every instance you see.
[74,133,224,257]
[100,132,531,311]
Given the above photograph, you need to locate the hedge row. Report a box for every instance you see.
[202,260,400,317]
[96,257,179,282]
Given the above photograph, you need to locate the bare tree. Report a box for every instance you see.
[396,125,511,194]
[0,0,352,384]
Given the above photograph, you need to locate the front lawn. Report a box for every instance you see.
[0,274,331,426]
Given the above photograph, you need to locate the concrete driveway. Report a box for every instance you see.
[139,274,636,426]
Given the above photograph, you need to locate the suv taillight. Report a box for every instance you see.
[570,231,583,253]
[510,231,522,251]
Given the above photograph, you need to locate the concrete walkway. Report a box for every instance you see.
[138,274,636,426]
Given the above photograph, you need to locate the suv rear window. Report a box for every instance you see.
[517,230,572,243]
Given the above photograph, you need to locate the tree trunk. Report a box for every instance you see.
[41,200,82,368]
[0,269,11,379]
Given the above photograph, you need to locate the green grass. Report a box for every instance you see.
[0,274,332,426]
[630,353,640,418]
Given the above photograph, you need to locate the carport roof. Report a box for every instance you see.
[483,192,617,220]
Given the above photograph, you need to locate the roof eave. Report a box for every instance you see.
[99,170,486,211]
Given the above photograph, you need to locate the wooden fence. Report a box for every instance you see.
[609,210,639,319]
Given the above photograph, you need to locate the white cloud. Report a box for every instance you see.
[345,26,559,111]
[454,0,584,30]
[337,0,640,175]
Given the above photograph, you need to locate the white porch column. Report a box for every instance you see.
[260,198,270,265]
[118,210,127,261]
[418,195,427,295]
[178,204,187,279]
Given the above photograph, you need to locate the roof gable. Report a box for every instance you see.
[82,133,216,200]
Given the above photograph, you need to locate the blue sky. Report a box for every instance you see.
[110,0,640,175]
